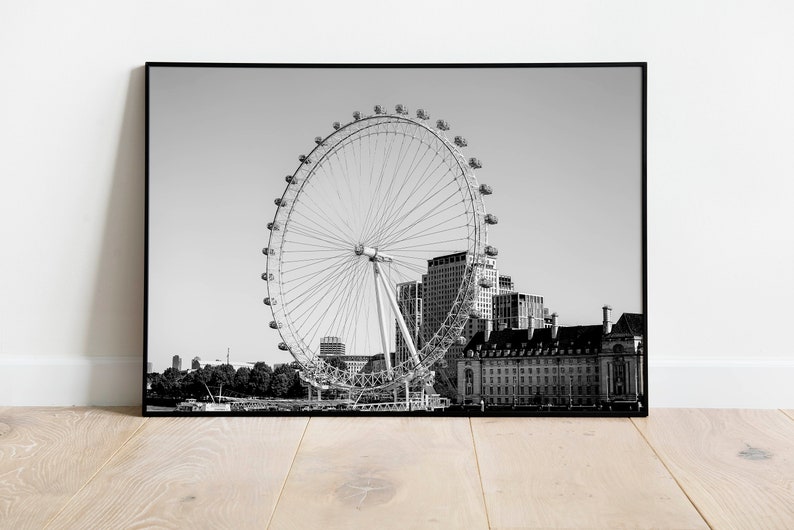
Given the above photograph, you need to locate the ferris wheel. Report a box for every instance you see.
[263,104,497,392]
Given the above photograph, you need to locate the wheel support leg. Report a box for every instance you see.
[372,262,393,375]
[373,261,422,367]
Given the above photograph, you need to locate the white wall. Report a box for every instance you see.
[1,1,792,407]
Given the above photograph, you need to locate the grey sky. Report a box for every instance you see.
[148,65,643,373]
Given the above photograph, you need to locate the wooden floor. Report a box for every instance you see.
[1,409,792,529]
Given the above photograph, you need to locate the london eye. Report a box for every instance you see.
[263,105,496,393]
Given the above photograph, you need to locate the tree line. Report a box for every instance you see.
[147,362,307,400]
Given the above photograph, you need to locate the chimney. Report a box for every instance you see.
[602,305,612,334]
[483,319,492,343]
[551,313,559,340]
[527,317,535,340]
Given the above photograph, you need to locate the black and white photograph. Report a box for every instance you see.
[144,63,647,416]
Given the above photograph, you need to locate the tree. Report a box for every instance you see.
[325,356,347,371]
[150,371,184,399]
[182,367,212,399]
[232,367,251,394]
[270,372,292,397]
[209,364,235,389]
[248,362,272,397]
[271,363,306,399]
[162,367,182,382]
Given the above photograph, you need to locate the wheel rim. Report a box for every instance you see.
[265,111,488,391]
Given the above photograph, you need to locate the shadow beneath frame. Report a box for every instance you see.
[83,67,146,406]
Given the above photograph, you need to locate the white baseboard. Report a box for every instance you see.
[1,357,792,408]
[649,359,794,409]
[0,356,142,407]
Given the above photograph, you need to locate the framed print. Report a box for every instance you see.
[144,63,647,417]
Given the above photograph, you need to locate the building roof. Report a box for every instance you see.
[461,312,645,357]
[609,313,645,337]
[463,324,603,354]
[427,251,467,265]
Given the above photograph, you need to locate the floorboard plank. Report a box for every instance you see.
[633,409,794,530]
[45,416,308,529]
[0,407,145,529]
[269,417,488,530]
[472,417,708,530]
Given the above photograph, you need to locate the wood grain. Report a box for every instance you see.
[472,417,708,530]
[269,417,488,530]
[0,407,145,529]
[782,409,794,422]
[46,416,308,529]
[633,409,794,530]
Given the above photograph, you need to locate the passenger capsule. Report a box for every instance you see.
[263,296,278,305]
[468,157,482,169]
[263,273,275,281]
[269,321,282,329]
[262,247,275,256]
[479,278,493,289]
[267,222,280,231]
[314,136,325,145]
[469,309,483,319]
[456,336,467,345]
[395,104,408,115]
[333,121,341,130]
[298,155,311,164]
[479,184,493,195]
[416,109,430,120]
[454,136,468,147]
[278,342,290,351]
[274,198,287,207]
[484,245,498,257]
[353,111,362,120]
[485,214,498,225]
[436,119,450,131]
[374,104,385,114]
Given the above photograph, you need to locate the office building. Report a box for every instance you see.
[421,252,499,368]
[493,292,545,331]
[319,336,345,356]
[498,275,515,293]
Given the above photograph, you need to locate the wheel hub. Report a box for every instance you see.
[354,244,393,262]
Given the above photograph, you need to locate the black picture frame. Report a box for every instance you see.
[143,62,647,417]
